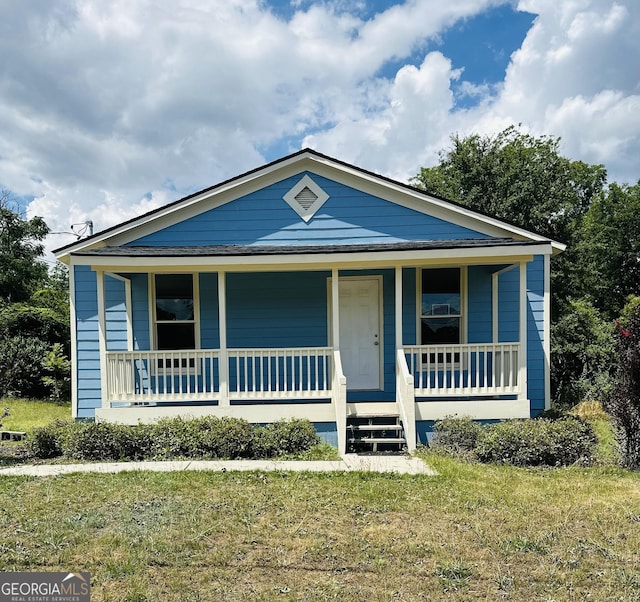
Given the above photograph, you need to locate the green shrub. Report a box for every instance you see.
[28,420,73,459]
[27,416,323,462]
[431,416,483,454]
[0,336,51,398]
[197,417,254,459]
[475,417,596,466]
[61,422,152,461]
[148,416,254,459]
[252,419,321,458]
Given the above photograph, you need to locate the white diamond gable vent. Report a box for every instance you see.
[283,175,329,222]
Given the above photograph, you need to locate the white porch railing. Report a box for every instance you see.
[227,347,334,399]
[403,343,521,397]
[396,349,416,451]
[105,347,335,404]
[106,350,221,403]
[332,350,347,455]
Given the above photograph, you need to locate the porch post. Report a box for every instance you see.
[543,254,551,410]
[96,269,109,410]
[492,272,498,344]
[395,266,416,451]
[331,268,340,348]
[331,268,346,455]
[218,271,229,406]
[519,262,528,402]
[395,266,402,349]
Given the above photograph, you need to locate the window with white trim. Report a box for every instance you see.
[420,268,462,365]
[154,274,197,369]
[420,268,461,345]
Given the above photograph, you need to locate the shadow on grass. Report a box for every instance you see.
[0,443,32,467]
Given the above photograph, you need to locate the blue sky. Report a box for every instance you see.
[0,0,637,255]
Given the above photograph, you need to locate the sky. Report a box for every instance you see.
[0,0,638,258]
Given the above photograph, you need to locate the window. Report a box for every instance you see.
[420,268,462,363]
[154,274,197,368]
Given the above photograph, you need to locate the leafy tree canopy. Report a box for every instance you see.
[577,182,640,319]
[0,192,50,303]
[412,126,607,244]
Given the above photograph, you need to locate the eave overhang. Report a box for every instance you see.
[69,239,552,273]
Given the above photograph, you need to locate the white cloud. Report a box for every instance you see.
[0,0,637,260]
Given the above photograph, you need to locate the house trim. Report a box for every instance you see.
[69,264,78,418]
[75,243,547,272]
[55,150,566,260]
[544,254,551,410]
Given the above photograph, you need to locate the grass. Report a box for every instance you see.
[0,399,637,599]
[1,397,71,432]
[1,458,639,601]
[571,401,621,465]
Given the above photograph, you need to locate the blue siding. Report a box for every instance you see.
[227,271,329,347]
[105,275,127,351]
[467,266,493,343]
[313,422,338,447]
[74,265,101,418]
[199,273,220,348]
[498,267,519,342]
[129,274,150,351]
[527,255,546,414]
[402,268,417,345]
[128,172,489,247]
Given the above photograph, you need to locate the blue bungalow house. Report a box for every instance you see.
[55,149,564,454]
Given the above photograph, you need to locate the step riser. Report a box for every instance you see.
[346,414,406,453]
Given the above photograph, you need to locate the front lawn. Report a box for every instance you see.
[1,397,71,432]
[1,456,638,601]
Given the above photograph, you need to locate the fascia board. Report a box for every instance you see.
[71,243,549,272]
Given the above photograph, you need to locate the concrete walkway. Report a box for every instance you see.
[0,454,436,477]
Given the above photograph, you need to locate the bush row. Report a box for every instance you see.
[29,417,321,461]
[431,415,596,466]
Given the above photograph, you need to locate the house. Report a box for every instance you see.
[55,149,564,455]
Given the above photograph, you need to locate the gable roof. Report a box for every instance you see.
[55,148,566,259]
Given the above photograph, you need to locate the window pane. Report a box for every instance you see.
[157,323,195,350]
[421,268,460,315]
[421,317,460,344]
[155,274,194,321]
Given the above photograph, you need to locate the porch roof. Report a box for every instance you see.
[73,238,546,257]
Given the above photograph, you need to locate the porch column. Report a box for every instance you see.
[395,266,402,349]
[543,254,551,410]
[218,271,229,406]
[96,269,109,410]
[395,266,416,451]
[331,268,346,455]
[331,268,340,348]
[519,262,528,401]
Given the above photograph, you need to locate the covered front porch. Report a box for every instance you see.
[73,240,543,454]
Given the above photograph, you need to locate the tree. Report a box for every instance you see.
[412,127,607,318]
[413,126,606,243]
[412,126,619,409]
[605,297,640,469]
[0,191,49,303]
[550,299,614,408]
[576,182,640,320]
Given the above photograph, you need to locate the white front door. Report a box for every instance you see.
[338,278,382,390]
